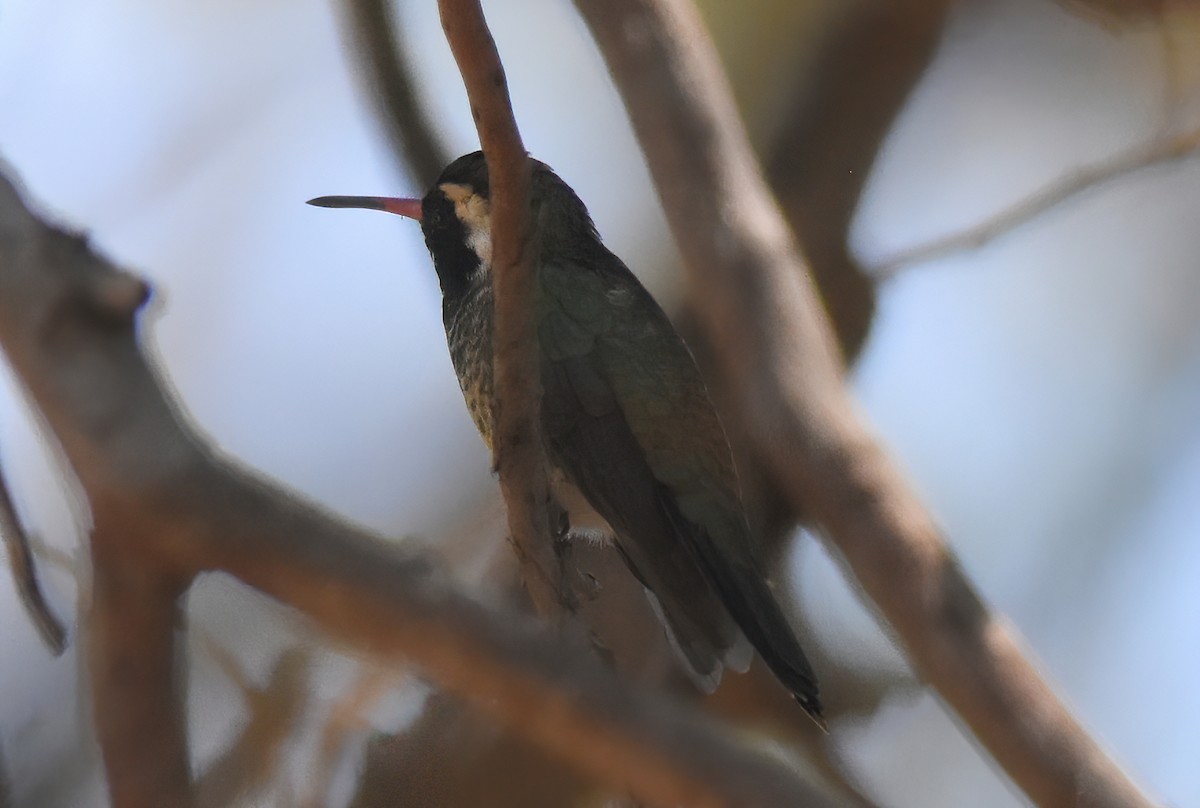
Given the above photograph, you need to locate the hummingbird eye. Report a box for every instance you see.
[425,194,454,229]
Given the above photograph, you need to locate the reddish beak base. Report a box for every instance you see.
[306,195,423,222]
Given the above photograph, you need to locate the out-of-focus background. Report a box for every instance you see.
[1,0,1198,805]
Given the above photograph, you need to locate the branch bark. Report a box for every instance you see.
[0,171,835,808]
[573,1,1158,806]
[89,551,192,808]
[437,0,577,618]
[695,0,951,568]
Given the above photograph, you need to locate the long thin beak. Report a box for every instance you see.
[307,195,423,221]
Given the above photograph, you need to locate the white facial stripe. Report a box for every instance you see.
[440,182,492,269]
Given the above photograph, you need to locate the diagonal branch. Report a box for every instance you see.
[0,454,67,653]
[0,169,834,808]
[437,0,577,617]
[873,123,1200,277]
[573,0,1157,806]
[709,0,950,568]
[341,0,450,189]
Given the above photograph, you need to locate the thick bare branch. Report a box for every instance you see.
[341,0,449,189]
[702,0,951,568]
[0,171,834,808]
[437,0,577,617]
[573,1,1157,806]
[874,124,1200,277]
[0,454,67,653]
[89,551,192,808]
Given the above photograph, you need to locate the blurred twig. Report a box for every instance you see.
[342,0,449,189]
[706,660,876,807]
[1154,16,1185,133]
[437,0,579,618]
[25,533,78,577]
[0,455,67,653]
[873,124,1200,277]
[196,644,312,808]
[1058,0,1169,27]
[766,0,951,361]
[307,666,394,808]
[0,170,836,808]
[574,0,1157,805]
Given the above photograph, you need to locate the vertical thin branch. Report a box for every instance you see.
[437,0,577,616]
[574,1,1156,806]
[342,0,450,189]
[89,548,192,808]
[0,453,67,653]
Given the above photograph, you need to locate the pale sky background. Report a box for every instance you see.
[0,0,1198,805]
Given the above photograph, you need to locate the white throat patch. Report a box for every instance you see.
[440,182,492,270]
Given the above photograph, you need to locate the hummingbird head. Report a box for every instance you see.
[309,151,599,301]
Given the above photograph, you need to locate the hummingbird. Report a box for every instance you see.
[309,151,824,727]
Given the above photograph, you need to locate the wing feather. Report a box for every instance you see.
[538,254,821,712]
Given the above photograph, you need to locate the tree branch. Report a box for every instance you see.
[89,550,192,808]
[766,0,950,361]
[0,454,67,653]
[0,170,835,808]
[341,0,450,189]
[437,0,577,617]
[195,642,311,808]
[573,1,1157,805]
[699,0,951,569]
[873,123,1200,277]
[312,667,394,808]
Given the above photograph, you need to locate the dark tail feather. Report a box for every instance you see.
[706,559,826,730]
[658,488,826,730]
